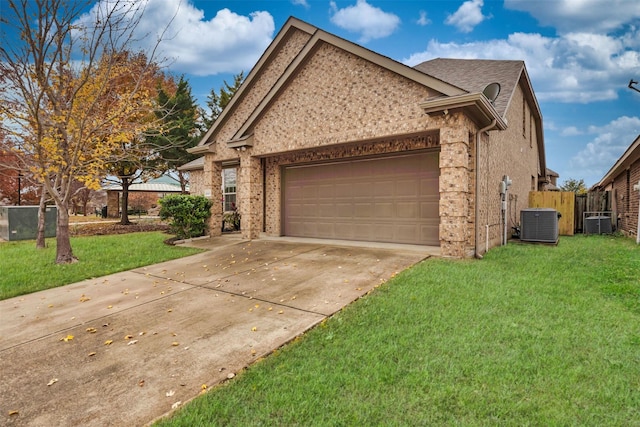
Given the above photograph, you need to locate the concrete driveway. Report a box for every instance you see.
[0,235,433,426]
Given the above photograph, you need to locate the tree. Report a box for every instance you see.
[560,178,588,194]
[99,51,168,225]
[0,0,165,263]
[203,71,245,128]
[148,76,202,193]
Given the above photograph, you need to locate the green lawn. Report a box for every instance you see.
[157,235,640,426]
[0,232,203,300]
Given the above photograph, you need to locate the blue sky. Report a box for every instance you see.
[27,0,640,186]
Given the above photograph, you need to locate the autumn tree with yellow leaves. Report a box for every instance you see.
[0,0,169,263]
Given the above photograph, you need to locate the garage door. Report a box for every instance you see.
[283,151,439,245]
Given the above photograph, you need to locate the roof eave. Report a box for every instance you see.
[419,93,508,130]
[595,134,640,188]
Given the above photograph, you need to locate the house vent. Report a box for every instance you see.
[520,208,559,244]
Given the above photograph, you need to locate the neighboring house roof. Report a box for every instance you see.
[104,182,184,192]
[594,134,640,189]
[546,168,559,178]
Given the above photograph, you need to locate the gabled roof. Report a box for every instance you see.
[190,17,465,153]
[595,134,640,188]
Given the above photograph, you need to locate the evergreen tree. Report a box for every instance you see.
[204,71,245,128]
[149,76,202,193]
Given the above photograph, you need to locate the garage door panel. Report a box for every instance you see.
[283,152,439,245]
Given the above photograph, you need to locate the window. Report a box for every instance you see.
[222,168,237,212]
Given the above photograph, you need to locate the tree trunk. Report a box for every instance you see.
[36,186,47,249]
[178,171,187,194]
[120,177,131,225]
[55,201,77,264]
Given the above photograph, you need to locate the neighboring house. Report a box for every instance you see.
[546,168,560,191]
[103,178,185,218]
[186,17,547,258]
[591,134,640,237]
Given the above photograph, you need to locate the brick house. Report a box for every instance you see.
[591,134,640,238]
[186,17,547,258]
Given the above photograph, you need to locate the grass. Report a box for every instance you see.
[0,232,203,300]
[157,235,640,426]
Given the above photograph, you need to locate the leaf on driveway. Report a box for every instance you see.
[8,410,19,416]
[86,327,97,333]
[88,352,96,357]
[166,390,175,397]
[79,295,91,302]
[171,342,179,346]
[171,401,181,409]
[60,335,74,342]
[127,340,138,346]
[104,340,113,346]
[47,378,58,386]
[124,335,133,340]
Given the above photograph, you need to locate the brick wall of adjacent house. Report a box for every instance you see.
[612,160,640,237]
[474,82,541,253]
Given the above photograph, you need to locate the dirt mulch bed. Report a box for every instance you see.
[70,222,170,237]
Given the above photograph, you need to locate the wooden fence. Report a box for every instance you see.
[528,191,575,235]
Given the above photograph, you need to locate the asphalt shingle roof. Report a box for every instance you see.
[413,58,524,117]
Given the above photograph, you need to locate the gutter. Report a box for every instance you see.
[475,119,498,259]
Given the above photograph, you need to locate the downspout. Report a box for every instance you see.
[475,119,497,259]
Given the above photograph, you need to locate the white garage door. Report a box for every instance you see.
[283,151,439,245]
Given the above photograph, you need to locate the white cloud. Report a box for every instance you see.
[561,126,583,136]
[403,28,640,103]
[567,116,640,184]
[445,0,487,33]
[329,0,400,43]
[291,0,309,8]
[504,0,640,34]
[75,0,275,76]
[417,11,431,26]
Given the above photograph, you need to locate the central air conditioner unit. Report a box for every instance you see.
[520,208,559,244]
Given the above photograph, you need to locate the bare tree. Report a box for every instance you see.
[0,0,167,263]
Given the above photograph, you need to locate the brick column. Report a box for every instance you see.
[439,121,472,258]
[238,152,263,240]
[203,156,222,237]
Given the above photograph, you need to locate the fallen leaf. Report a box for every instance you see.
[127,340,138,346]
[48,304,54,308]
[251,349,257,355]
[107,305,113,309]
[251,327,257,332]
[171,401,182,409]
[47,378,58,386]
[104,340,113,346]
[171,342,179,346]
[278,310,284,314]
[8,410,19,416]
[166,390,175,397]
[167,309,173,313]
[88,352,96,357]
[124,335,133,340]
[201,384,207,390]
[138,379,145,387]
[79,295,91,302]
[86,327,97,333]
[227,372,236,379]
[60,334,74,342]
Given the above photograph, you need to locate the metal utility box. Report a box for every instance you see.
[520,208,559,244]
[0,206,57,241]
[584,216,612,234]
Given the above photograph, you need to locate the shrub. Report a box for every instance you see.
[159,195,213,239]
